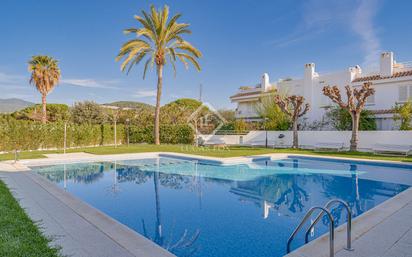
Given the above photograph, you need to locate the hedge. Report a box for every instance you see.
[0,118,125,152]
[0,118,194,152]
[128,124,194,144]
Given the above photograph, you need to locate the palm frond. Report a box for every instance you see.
[176,53,201,71]
[124,28,138,34]
[150,5,161,31]
[116,5,201,78]
[28,55,61,95]
[116,40,150,62]
[175,41,202,58]
[160,5,169,35]
[120,49,150,72]
[169,55,177,77]
[126,51,149,74]
[176,54,189,69]
[142,58,152,79]
[166,13,182,31]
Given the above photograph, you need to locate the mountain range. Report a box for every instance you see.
[0,98,35,113]
[103,101,154,110]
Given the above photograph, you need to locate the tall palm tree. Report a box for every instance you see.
[28,55,61,123]
[116,5,202,145]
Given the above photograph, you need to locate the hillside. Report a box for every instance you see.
[103,101,154,110]
[0,98,34,113]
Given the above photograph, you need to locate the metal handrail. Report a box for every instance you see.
[286,206,335,257]
[304,199,353,251]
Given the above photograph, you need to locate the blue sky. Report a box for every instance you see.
[1,0,411,109]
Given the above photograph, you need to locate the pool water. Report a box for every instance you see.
[34,156,411,257]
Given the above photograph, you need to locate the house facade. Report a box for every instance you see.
[230,52,412,130]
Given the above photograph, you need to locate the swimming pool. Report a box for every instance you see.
[34,155,412,257]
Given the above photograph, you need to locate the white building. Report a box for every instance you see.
[230,52,412,130]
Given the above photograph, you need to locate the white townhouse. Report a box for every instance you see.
[230,52,412,130]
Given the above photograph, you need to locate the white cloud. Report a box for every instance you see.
[352,0,381,70]
[0,72,26,86]
[270,0,382,69]
[61,78,119,89]
[133,89,157,98]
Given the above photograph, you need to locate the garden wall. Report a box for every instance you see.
[202,130,412,151]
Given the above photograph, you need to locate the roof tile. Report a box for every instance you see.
[353,70,412,82]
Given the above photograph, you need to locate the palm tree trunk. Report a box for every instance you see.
[154,65,163,145]
[350,112,360,151]
[41,94,47,124]
[154,160,163,245]
[292,119,298,148]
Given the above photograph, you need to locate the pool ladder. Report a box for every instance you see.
[286,199,353,257]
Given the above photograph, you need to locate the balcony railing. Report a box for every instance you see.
[395,61,412,71]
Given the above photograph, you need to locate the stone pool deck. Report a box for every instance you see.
[284,186,412,257]
[0,169,175,257]
[1,152,412,257]
[335,200,412,257]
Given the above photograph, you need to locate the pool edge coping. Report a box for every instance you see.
[1,151,411,257]
[21,170,177,257]
[1,151,411,171]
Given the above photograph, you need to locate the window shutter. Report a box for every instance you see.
[366,94,375,104]
[399,86,408,102]
[409,85,412,100]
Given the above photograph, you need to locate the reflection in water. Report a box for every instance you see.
[35,157,410,257]
[108,160,121,196]
[38,162,106,184]
[142,170,200,257]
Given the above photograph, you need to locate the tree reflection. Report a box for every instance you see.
[321,163,407,226]
[231,173,309,217]
[37,162,107,184]
[139,160,200,257]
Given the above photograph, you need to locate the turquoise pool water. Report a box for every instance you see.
[34,156,411,257]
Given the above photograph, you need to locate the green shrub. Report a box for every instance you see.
[11,104,70,122]
[0,117,125,152]
[325,107,377,131]
[394,100,412,130]
[129,124,194,144]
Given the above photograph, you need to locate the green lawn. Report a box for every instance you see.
[0,180,62,257]
[1,144,411,162]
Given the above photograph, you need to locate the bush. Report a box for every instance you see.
[11,104,70,122]
[394,100,412,130]
[325,107,376,131]
[71,101,106,124]
[0,117,125,152]
[129,124,194,144]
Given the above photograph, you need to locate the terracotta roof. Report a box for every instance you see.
[230,91,262,99]
[353,70,412,82]
[369,109,395,115]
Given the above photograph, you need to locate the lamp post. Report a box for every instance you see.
[63,121,67,154]
[126,118,130,147]
[264,117,269,148]
[114,118,117,148]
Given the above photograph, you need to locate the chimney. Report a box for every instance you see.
[349,65,362,81]
[304,63,315,80]
[380,52,394,77]
[261,73,270,92]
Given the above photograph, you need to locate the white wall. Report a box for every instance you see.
[360,80,412,111]
[236,101,259,118]
[203,130,412,151]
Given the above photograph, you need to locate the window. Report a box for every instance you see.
[321,95,332,106]
[398,85,412,102]
[366,93,375,104]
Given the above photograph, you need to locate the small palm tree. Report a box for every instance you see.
[116,5,202,145]
[28,55,61,123]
